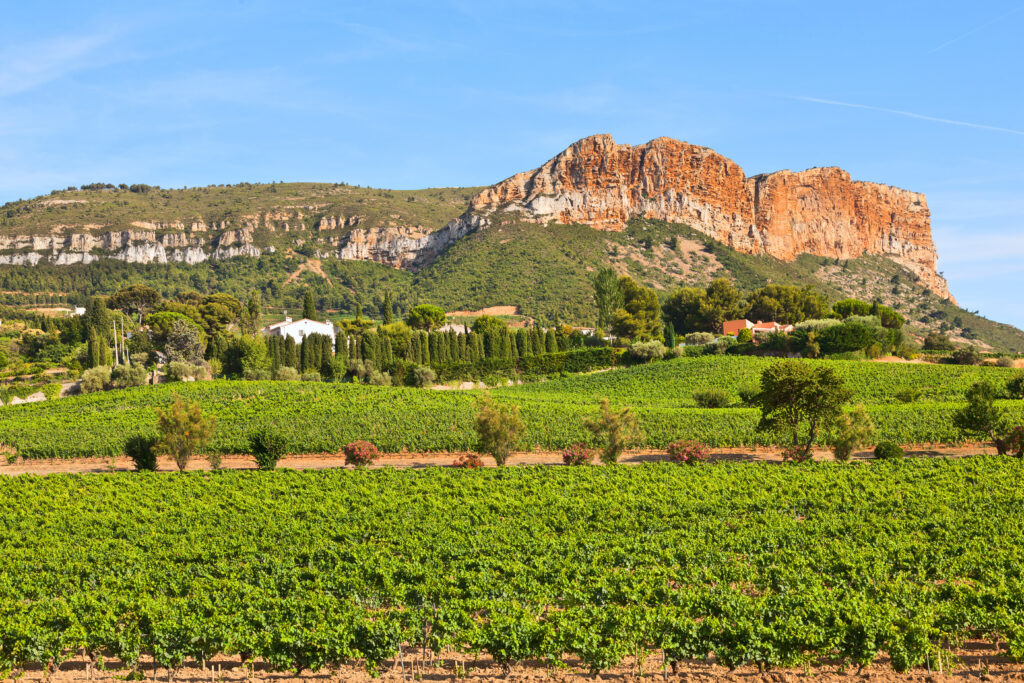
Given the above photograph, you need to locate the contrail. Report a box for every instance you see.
[793,96,1024,136]
[928,4,1024,53]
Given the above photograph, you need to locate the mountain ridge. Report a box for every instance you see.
[468,134,950,301]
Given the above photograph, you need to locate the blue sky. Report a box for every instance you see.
[1,1,1021,326]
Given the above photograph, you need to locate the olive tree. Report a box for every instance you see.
[755,360,852,460]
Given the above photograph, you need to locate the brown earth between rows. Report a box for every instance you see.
[0,444,999,476]
[11,642,1024,682]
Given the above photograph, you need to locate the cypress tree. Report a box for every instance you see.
[545,329,557,354]
[382,292,394,324]
[665,321,676,348]
[421,331,431,364]
[457,332,467,362]
[320,338,333,376]
[303,290,316,319]
[284,337,298,369]
[86,327,102,368]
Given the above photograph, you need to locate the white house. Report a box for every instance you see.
[264,317,336,345]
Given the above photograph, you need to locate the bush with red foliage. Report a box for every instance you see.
[453,453,483,469]
[561,443,595,466]
[343,440,379,468]
[780,445,813,463]
[666,440,711,465]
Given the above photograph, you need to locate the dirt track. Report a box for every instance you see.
[0,445,998,476]
[11,642,1024,682]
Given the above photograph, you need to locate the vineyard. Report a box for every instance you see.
[1,461,1023,677]
[0,357,1021,459]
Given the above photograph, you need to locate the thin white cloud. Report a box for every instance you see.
[0,30,124,97]
[928,4,1024,53]
[792,96,1024,136]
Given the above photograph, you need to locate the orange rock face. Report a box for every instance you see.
[469,135,951,300]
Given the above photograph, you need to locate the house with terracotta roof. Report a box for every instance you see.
[722,319,794,336]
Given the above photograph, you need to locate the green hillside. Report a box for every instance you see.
[1,183,1022,352]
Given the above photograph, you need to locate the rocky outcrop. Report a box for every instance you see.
[330,214,487,269]
[468,134,951,299]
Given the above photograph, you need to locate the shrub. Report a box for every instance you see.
[584,398,642,464]
[1006,373,1024,399]
[683,332,715,346]
[894,386,921,404]
[874,441,904,460]
[412,365,436,387]
[736,328,753,343]
[996,356,1015,368]
[166,361,196,382]
[453,453,483,468]
[124,435,158,471]
[955,380,1010,452]
[343,440,379,468]
[666,440,710,465]
[999,425,1024,458]
[110,364,147,389]
[737,384,759,406]
[780,445,814,463]
[561,443,594,466]
[474,395,524,466]
[367,370,390,386]
[250,425,288,470]
[693,388,730,408]
[830,405,875,462]
[275,366,300,381]
[628,340,665,363]
[301,370,322,382]
[156,395,216,471]
[80,366,111,394]
[923,332,954,351]
[950,347,982,366]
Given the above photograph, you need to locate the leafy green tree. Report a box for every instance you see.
[593,267,623,329]
[700,278,745,333]
[302,290,316,320]
[923,332,954,351]
[109,284,162,324]
[610,277,660,340]
[661,286,707,333]
[165,319,205,365]
[156,395,217,471]
[406,304,446,331]
[832,298,873,318]
[474,395,525,466]
[745,284,827,325]
[471,315,508,337]
[755,360,852,459]
[955,380,1008,451]
[584,398,643,464]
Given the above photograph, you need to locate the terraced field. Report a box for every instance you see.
[0,357,1019,459]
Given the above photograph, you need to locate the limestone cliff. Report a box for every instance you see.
[467,135,951,300]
